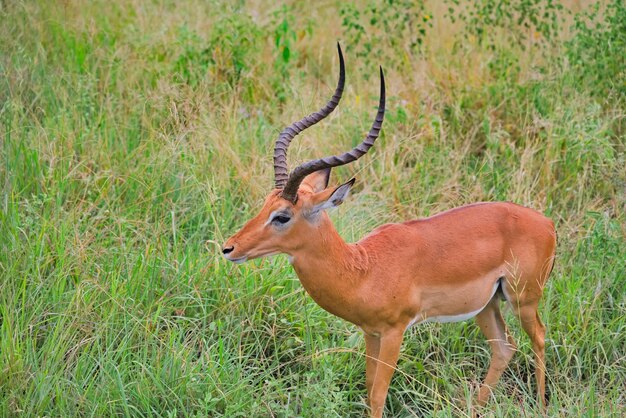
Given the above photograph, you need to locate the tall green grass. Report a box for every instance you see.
[1,0,624,416]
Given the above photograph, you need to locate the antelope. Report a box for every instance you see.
[222,44,557,417]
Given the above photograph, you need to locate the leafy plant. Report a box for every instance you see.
[173,14,262,88]
[340,0,432,74]
[564,0,626,99]
[271,5,299,102]
[445,0,565,52]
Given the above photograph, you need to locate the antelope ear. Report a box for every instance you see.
[307,178,355,216]
[300,168,331,193]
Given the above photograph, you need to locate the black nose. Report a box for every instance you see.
[222,246,234,255]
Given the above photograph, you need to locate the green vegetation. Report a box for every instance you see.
[1,0,624,416]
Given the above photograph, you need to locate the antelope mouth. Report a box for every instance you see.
[225,255,248,264]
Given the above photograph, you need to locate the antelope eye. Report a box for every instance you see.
[272,214,291,225]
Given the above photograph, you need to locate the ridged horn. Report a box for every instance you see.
[273,43,346,189]
[280,66,386,204]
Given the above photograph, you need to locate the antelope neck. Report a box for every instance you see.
[288,217,370,320]
[293,216,368,269]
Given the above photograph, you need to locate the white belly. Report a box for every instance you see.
[422,306,488,324]
[407,279,500,328]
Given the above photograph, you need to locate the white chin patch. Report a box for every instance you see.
[225,256,248,264]
[227,252,279,264]
[288,256,295,264]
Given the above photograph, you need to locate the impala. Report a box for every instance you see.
[222,44,557,417]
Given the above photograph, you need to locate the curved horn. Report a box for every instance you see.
[274,43,346,189]
[281,66,386,204]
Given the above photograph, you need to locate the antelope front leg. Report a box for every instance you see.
[368,329,404,418]
[365,333,381,406]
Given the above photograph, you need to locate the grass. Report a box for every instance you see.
[1,0,624,416]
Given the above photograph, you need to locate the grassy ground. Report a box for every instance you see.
[1,0,624,416]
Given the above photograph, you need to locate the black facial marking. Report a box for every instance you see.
[270,210,292,226]
[272,215,291,224]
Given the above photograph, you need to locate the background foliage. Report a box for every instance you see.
[1,0,624,416]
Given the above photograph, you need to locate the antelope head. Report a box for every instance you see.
[222,44,385,263]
